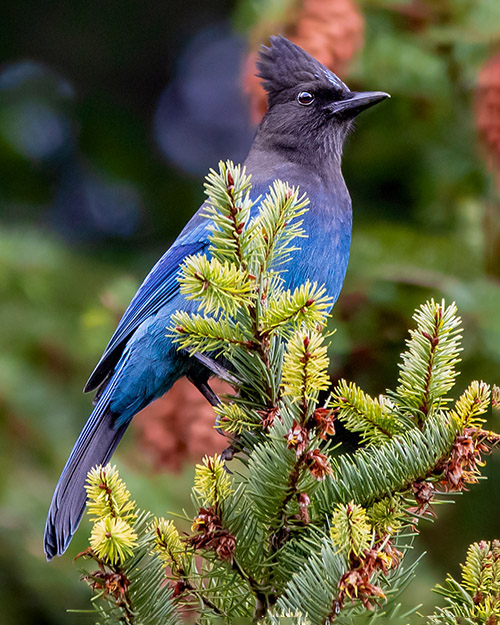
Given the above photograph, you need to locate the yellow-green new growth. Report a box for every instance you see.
[90,516,138,565]
[152,517,185,570]
[461,541,500,599]
[268,610,312,625]
[431,541,500,625]
[214,402,262,435]
[331,381,403,445]
[330,502,372,558]
[282,330,330,403]
[179,254,254,316]
[493,385,500,411]
[170,311,251,356]
[249,179,309,272]
[367,496,404,536]
[260,281,332,337]
[85,464,136,522]
[396,299,462,419]
[202,161,256,266]
[194,454,233,508]
[451,380,491,429]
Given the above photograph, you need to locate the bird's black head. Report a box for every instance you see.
[255,36,389,165]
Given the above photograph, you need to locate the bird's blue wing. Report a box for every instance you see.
[84,237,207,392]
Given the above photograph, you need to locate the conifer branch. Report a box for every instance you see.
[202,161,255,268]
[152,518,185,571]
[394,300,462,424]
[213,402,262,435]
[170,311,254,354]
[75,163,499,625]
[249,180,309,273]
[86,465,136,522]
[450,380,491,429]
[331,380,405,445]
[329,502,372,558]
[79,509,181,625]
[282,330,331,415]
[429,540,500,625]
[260,281,332,337]
[316,412,459,513]
[179,254,254,315]
[193,454,233,511]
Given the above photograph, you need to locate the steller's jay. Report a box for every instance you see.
[44,35,389,559]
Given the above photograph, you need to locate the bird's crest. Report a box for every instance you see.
[257,35,348,104]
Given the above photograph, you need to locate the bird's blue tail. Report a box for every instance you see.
[43,401,128,560]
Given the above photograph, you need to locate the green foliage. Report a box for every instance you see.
[330,299,465,445]
[394,300,463,422]
[202,162,256,266]
[193,453,233,508]
[367,496,405,537]
[85,465,138,564]
[429,540,500,625]
[89,516,138,565]
[243,410,305,526]
[331,380,404,445]
[461,541,500,599]
[179,254,254,315]
[214,401,262,435]
[329,502,372,558]
[170,162,314,370]
[282,330,331,405]
[451,380,491,429]
[260,281,332,337]
[171,311,251,355]
[152,518,184,570]
[80,481,181,624]
[316,412,458,511]
[76,163,498,625]
[275,538,347,624]
[86,464,136,522]
[248,179,309,273]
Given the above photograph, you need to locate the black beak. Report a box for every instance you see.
[330,91,390,118]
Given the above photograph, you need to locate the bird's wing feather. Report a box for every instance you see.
[84,238,208,392]
[45,359,131,558]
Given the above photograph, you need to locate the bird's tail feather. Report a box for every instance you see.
[44,402,128,560]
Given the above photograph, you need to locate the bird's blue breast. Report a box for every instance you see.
[286,191,351,303]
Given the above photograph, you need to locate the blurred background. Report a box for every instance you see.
[1,0,499,623]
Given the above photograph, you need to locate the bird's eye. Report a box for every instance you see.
[297,91,314,106]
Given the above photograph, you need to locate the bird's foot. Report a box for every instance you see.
[188,351,239,386]
[221,444,236,462]
[188,374,220,407]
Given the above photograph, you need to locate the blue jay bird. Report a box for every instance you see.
[44,35,389,559]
